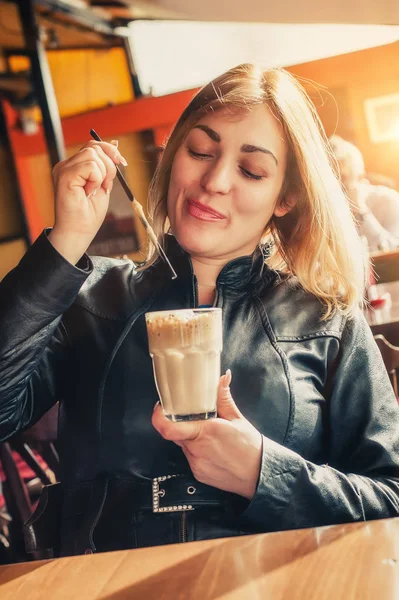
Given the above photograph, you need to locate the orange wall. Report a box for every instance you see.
[10,47,134,118]
[5,47,152,261]
[287,41,399,185]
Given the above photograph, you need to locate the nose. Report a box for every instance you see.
[200,160,232,195]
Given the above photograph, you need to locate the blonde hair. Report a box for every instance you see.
[146,64,367,319]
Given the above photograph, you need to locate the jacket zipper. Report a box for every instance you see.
[180,511,188,543]
[213,288,220,307]
[193,274,199,307]
[88,478,109,553]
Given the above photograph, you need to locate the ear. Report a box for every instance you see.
[273,192,297,218]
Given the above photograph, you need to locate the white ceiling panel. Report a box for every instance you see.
[119,0,399,25]
[129,21,399,96]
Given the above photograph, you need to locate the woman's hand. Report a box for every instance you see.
[48,140,128,264]
[152,371,263,500]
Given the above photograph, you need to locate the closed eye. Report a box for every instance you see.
[240,167,264,181]
[188,148,213,160]
[188,147,264,180]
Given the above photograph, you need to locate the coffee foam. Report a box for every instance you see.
[146,309,222,352]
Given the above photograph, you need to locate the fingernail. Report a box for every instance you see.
[120,155,128,167]
[87,188,98,199]
[110,140,118,148]
[106,186,112,195]
[225,369,232,385]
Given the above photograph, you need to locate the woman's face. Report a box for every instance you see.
[167,104,290,262]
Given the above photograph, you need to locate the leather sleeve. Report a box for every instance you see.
[243,312,399,529]
[0,231,92,441]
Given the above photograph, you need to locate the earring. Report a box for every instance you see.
[259,240,274,259]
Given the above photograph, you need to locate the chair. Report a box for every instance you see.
[0,405,60,561]
[15,404,60,482]
[374,334,399,397]
[0,442,33,561]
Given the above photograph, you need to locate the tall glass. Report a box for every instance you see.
[145,308,222,421]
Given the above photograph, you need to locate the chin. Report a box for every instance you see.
[174,225,219,257]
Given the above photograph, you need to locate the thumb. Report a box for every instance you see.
[217,369,241,421]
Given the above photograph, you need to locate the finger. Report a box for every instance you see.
[224,369,232,387]
[64,146,107,182]
[68,146,111,194]
[217,369,242,421]
[89,144,117,192]
[59,160,104,197]
[52,154,101,187]
[106,181,114,196]
[151,402,203,442]
[52,158,66,179]
[84,140,128,166]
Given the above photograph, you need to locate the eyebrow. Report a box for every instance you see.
[192,124,279,166]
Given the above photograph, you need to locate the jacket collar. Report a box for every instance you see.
[158,235,276,291]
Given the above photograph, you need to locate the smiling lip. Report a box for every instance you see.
[187,199,226,221]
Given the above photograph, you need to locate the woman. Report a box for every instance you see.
[0,64,398,556]
[330,134,399,251]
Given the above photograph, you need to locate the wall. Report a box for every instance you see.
[0,144,22,239]
[0,239,27,280]
[5,46,138,239]
[0,131,27,281]
[287,41,399,185]
[9,47,133,118]
[0,46,150,278]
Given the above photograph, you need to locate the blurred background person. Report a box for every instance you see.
[330,135,399,252]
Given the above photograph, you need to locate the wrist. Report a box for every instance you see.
[241,432,263,500]
[48,228,92,265]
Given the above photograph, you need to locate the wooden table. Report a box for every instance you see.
[1,518,399,599]
[365,280,399,345]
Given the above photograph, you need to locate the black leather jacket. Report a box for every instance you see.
[1,231,399,555]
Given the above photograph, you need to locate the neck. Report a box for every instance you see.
[190,255,226,306]
[188,241,261,305]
